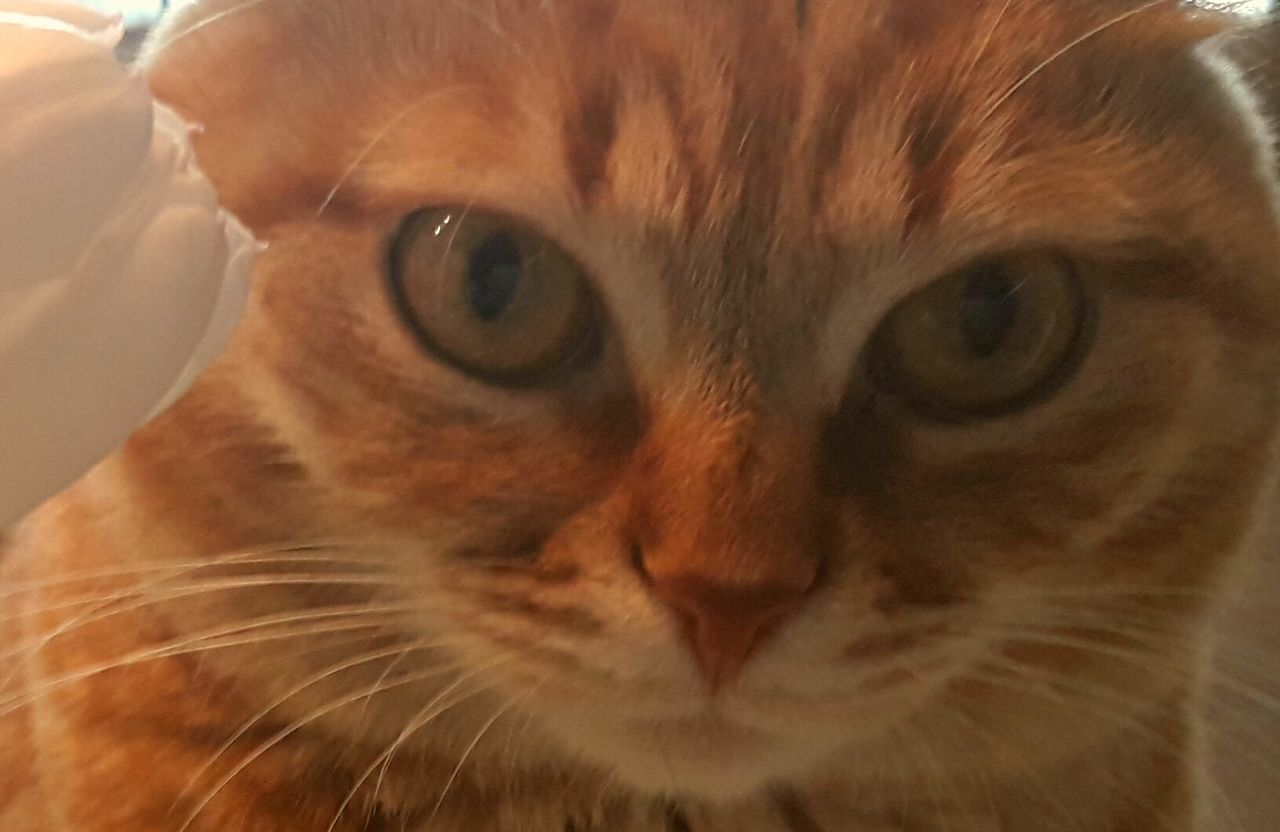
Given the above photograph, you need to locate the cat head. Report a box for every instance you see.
[137,0,1280,800]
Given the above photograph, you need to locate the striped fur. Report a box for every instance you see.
[3,1,1280,830]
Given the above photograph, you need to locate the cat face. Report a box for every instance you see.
[139,0,1280,800]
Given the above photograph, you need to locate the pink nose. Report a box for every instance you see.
[644,572,813,690]
[625,405,825,690]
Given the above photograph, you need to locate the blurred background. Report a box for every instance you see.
[71,0,163,27]
[68,0,165,58]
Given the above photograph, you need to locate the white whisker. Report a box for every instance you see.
[323,655,514,832]
[1,609,410,718]
[142,0,272,56]
[952,661,1202,831]
[177,637,467,812]
[427,679,542,823]
[312,85,479,223]
[177,665,448,832]
[0,544,391,605]
[976,0,1169,130]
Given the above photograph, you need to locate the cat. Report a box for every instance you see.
[2,1,1279,830]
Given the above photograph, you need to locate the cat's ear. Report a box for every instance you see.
[1160,1,1239,44]
[138,1,316,233]
[1222,12,1280,130]
[1066,2,1264,131]
[1098,1,1236,56]
[1253,13,1280,123]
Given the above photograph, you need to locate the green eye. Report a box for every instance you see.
[388,208,602,385]
[868,253,1089,419]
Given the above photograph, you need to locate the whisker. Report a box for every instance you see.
[976,596,1280,675]
[896,720,956,832]
[1,563,409,642]
[2,589,412,661]
[177,665,452,832]
[964,0,1019,84]
[984,585,1227,602]
[0,610,410,718]
[1010,606,1280,682]
[969,647,1280,772]
[975,0,1170,129]
[141,0,272,55]
[0,560,230,691]
[323,655,515,832]
[288,628,419,662]
[426,679,543,823]
[0,544,393,604]
[317,87,486,223]
[0,586,412,694]
[502,702,540,770]
[1,571,408,628]
[440,0,534,70]
[355,642,420,726]
[901,0,1021,191]
[921,702,1087,832]
[177,637,469,811]
[955,658,1278,820]
[973,621,1280,718]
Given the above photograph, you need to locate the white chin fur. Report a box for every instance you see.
[542,711,831,802]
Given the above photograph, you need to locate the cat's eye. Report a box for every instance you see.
[388,208,602,384]
[868,253,1088,419]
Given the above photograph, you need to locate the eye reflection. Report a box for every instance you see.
[387,208,602,385]
[868,253,1088,419]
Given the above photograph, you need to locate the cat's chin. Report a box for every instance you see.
[546,711,828,802]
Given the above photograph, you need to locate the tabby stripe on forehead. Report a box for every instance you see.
[902,93,964,235]
[808,0,971,214]
[809,43,895,211]
[559,1,623,205]
[564,75,620,205]
[641,38,711,227]
[720,0,805,242]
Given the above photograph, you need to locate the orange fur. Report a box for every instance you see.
[3,1,1280,829]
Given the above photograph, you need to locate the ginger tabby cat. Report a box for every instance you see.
[3,1,1280,830]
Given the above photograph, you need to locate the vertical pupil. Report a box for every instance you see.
[961,265,1020,358]
[467,233,524,321]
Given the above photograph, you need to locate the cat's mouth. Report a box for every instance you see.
[629,712,766,748]
[537,702,834,800]
[610,713,788,797]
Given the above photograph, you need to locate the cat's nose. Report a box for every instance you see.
[638,558,817,691]
[627,401,826,690]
